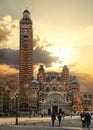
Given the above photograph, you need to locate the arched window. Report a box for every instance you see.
[40,95,45,102]
[46,87,50,91]
[53,87,56,91]
[24,35,28,41]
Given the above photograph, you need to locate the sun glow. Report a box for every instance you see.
[56,47,73,65]
[46,43,74,65]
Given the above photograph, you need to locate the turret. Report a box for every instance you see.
[37,65,46,82]
[62,65,70,90]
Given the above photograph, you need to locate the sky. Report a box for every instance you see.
[0,0,93,91]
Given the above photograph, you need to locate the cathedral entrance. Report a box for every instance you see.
[52,106,58,114]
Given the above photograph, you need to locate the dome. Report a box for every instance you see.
[23,9,30,15]
[31,79,38,84]
[71,79,78,84]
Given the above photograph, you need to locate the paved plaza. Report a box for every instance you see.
[0,116,93,130]
[0,125,84,130]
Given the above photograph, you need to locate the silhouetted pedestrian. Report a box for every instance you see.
[80,112,86,128]
[85,113,91,128]
[58,113,62,126]
[51,112,56,126]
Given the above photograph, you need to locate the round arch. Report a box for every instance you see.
[45,92,65,104]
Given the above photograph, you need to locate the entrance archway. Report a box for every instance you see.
[45,92,65,114]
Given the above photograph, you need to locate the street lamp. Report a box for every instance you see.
[15,93,19,125]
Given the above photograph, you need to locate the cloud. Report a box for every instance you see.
[33,46,60,67]
[0,48,19,69]
[0,16,19,49]
[0,47,58,68]
[0,16,12,44]
[0,35,60,71]
[68,63,78,69]
[33,34,53,49]
[0,64,18,75]
[33,35,60,67]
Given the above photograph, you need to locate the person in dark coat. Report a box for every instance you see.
[58,113,62,126]
[80,112,86,128]
[51,112,56,126]
[85,113,91,128]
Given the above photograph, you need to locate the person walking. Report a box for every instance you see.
[85,113,91,128]
[62,111,65,120]
[80,112,86,128]
[51,112,56,126]
[58,112,62,126]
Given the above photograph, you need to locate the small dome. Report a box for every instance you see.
[31,79,38,84]
[23,9,30,15]
[71,79,78,84]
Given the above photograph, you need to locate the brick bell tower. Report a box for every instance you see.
[19,9,33,89]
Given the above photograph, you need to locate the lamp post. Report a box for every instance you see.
[15,93,19,125]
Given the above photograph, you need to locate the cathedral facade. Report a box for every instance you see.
[37,65,72,115]
[18,9,93,116]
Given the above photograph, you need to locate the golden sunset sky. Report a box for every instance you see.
[0,0,93,91]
